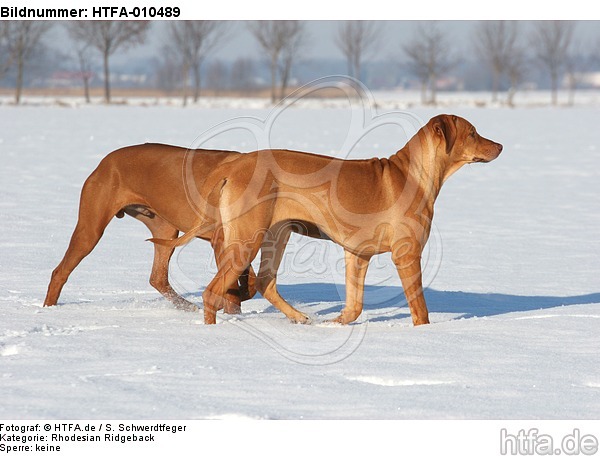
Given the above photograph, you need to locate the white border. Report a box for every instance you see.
[4,0,599,20]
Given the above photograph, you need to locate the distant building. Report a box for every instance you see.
[47,71,94,87]
[577,72,600,88]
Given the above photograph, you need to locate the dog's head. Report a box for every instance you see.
[430,114,503,165]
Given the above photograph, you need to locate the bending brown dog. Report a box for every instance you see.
[44,144,256,312]
[159,114,502,325]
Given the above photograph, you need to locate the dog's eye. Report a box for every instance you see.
[470,129,476,138]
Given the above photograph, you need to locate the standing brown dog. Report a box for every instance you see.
[44,144,256,313]
[159,114,502,325]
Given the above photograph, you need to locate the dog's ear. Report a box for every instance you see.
[432,115,457,155]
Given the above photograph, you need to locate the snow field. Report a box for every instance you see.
[0,96,599,419]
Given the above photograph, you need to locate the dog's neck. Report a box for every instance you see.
[389,129,456,204]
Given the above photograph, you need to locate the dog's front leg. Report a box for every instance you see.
[331,250,370,324]
[393,252,430,326]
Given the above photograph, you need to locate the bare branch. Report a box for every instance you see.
[335,21,384,81]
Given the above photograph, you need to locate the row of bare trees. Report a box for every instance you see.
[136,20,600,107]
[1,21,150,104]
[404,20,588,106]
[1,20,321,105]
[1,20,597,106]
[475,21,580,106]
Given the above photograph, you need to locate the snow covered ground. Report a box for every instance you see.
[1,90,599,419]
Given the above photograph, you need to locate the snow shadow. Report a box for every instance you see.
[276,283,600,321]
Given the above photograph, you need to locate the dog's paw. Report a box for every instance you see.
[289,312,311,325]
[223,303,242,315]
[173,300,199,312]
[327,313,358,325]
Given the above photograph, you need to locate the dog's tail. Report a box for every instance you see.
[149,176,227,248]
[147,220,211,248]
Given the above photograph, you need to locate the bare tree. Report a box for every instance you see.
[248,21,307,103]
[75,45,93,104]
[67,21,150,103]
[167,21,229,105]
[165,24,193,105]
[335,21,383,81]
[165,22,222,103]
[474,21,521,103]
[564,39,595,107]
[531,21,576,106]
[402,47,429,105]
[505,45,527,108]
[278,22,306,100]
[2,21,52,104]
[403,22,455,105]
[65,24,93,103]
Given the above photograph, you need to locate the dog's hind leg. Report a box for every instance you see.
[207,225,259,315]
[44,172,121,307]
[255,224,310,324]
[238,266,257,302]
[135,213,199,312]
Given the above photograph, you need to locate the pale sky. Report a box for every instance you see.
[122,21,600,62]
[49,20,599,65]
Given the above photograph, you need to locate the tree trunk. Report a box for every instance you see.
[279,69,286,101]
[507,70,519,107]
[15,57,24,105]
[550,70,558,106]
[354,59,361,82]
[270,54,277,104]
[279,81,286,101]
[78,51,91,104]
[181,62,189,107]
[507,81,516,108]
[83,76,90,104]
[429,74,437,106]
[192,63,201,102]
[491,68,499,103]
[420,81,427,105]
[567,73,575,107]
[103,51,111,104]
[279,58,291,101]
